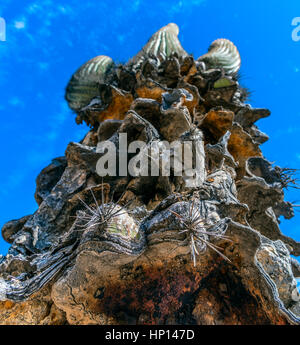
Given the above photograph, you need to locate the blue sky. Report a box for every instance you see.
[0,0,299,254]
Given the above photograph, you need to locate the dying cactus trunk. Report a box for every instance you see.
[0,23,299,325]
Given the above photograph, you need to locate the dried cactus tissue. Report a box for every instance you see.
[0,22,300,325]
